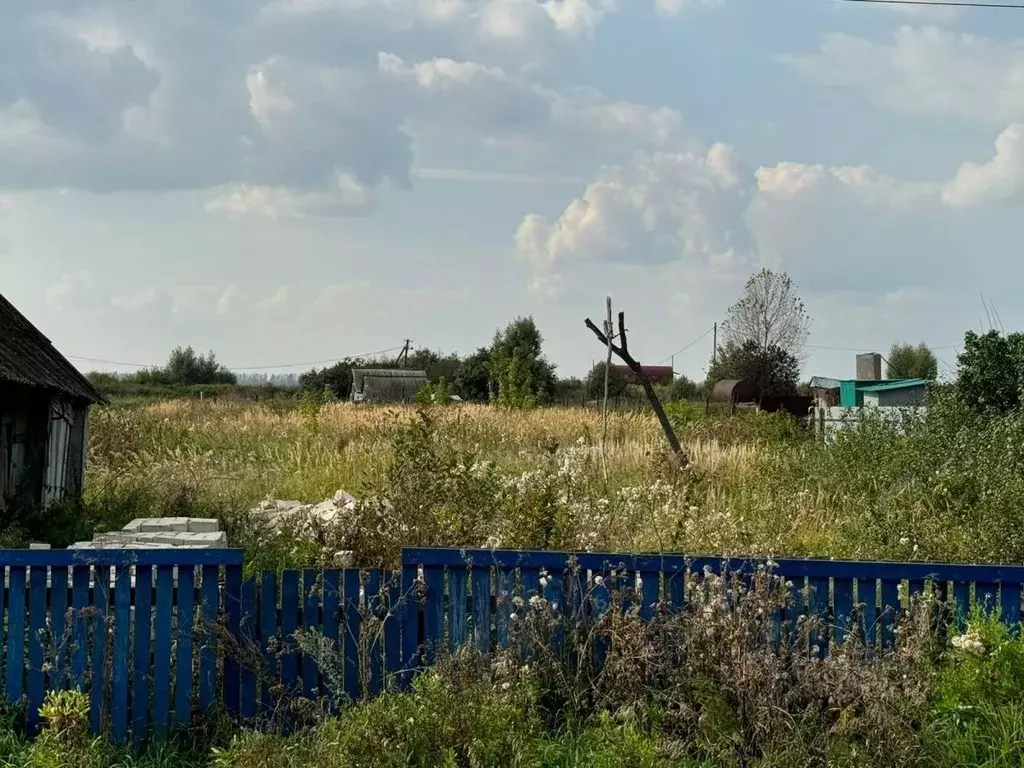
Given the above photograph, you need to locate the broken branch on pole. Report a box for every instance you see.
[584,311,689,468]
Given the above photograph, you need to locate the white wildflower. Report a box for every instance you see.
[594,576,604,586]
[510,612,518,621]
[952,632,986,656]
[501,682,511,691]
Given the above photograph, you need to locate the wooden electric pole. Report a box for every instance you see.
[585,310,688,468]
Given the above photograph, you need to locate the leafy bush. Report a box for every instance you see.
[925,614,1024,765]
[26,691,105,768]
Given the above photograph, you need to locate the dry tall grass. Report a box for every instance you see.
[84,395,1024,568]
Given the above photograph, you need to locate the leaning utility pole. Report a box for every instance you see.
[585,310,688,468]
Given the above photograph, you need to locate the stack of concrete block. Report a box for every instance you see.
[68,517,227,549]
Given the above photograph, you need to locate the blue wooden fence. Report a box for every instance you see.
[3,546,1024,743]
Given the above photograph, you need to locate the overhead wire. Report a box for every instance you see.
[657,327,715,365]
[66,345,407,372]
[841,0,1024,8]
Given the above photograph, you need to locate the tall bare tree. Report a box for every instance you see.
[723,268,810,355]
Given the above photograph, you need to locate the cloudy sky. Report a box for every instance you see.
[1,0,1022,382]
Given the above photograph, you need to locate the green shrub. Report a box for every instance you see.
[27,691,106,768]
[530,714,674,767]
[925,614,1024,765]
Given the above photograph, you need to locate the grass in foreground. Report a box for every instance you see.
[10,581,1024,768]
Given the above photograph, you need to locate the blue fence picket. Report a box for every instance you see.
[448,567,467,653]
[784,577,804,649]
[640,570,660,622]
[833,577,854,646]
[71,567,89,691]
[50,566,69,691]
[913,578,929,629]
[91,565,109,734]
[384,573,401,690]
[199,565,219,712]
[343,570,361,702]
[152,566,173,735]
[495,567,513,649]
[953,581,971,630]
[239,577,258,720]
[174,566,195,727]
[132,565,153,746]
[565,568,583,673]
[591,570,610,671]
[259,571,277,716]
[301,570,321,700]
[808,577,829,658]
[400,564,419,689]
[322,570,341,701]
[880,579,900,649]
[26,566,47,734]
[470,567,491,655]
[1002,583,1021,629]
[224,565,243,717]
[547,569,565,657]
[366,570,382,697]
[6,566,26,707]
[977,582,999,615]
[422,566,444,665]
[110,566,132,743]
[859,578,878,649]
[522,567,540,603]
[280,571,299,697]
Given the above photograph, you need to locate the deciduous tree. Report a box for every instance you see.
[723,268,811,355]
[886,342,938,380]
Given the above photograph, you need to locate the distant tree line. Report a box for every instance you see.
[299,317,558,406]
[88,347,238,391]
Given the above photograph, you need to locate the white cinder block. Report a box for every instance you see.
[186,519,220,534]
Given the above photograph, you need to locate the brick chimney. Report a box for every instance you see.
[856,353,882,380]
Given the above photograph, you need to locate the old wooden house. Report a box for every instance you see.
[0,293,104,512]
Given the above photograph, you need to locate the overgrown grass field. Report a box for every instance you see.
[11,395,1024,766]
[80,395,1024,570]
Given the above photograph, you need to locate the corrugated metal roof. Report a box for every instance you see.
[0,292,105,403]
[809,376,841,390]
[858,378,931,393]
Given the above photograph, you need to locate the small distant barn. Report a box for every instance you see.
[0,293,105,512]
[610,365,674,386]
[350,369,428,403]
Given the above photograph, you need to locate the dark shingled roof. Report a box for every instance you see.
[0,292,105,404]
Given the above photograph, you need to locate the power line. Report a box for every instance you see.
[65,355,153,369]
[67,345,406,372]
[232,347,405,370]
[841,0,1024,8]
[658,327,714,364]
[805,342,959,352]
